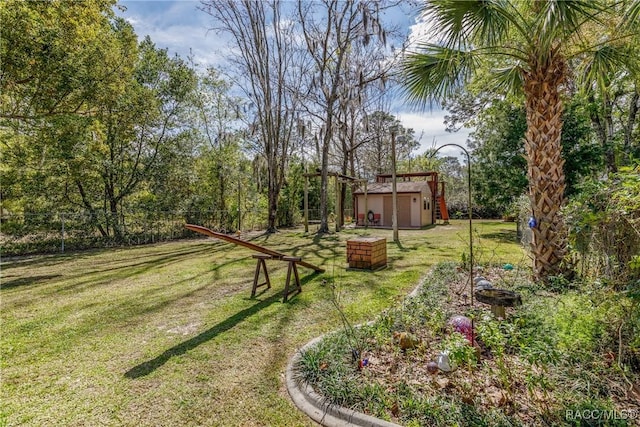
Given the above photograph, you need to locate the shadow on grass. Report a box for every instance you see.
[124,270,323,379]
[0,241,219,275]
[98,245,219,273]
[46,245,224,295]
[1,274,62,290]
[393,241,420,252]
[480,230,518,245]
[123,274,324,380]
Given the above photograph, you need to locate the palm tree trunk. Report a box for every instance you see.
[523,54,568,281]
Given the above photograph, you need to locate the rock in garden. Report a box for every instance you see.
[393,331,419,350]
[475,280,493,291]
[473,276,486,284]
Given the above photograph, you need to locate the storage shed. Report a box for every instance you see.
[353,181,434,228]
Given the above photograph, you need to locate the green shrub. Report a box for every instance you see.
[564,166,640,285]
[551,294,607,358]
[441,332,478,369]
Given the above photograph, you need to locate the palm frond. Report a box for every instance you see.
[621,0,640,30]
[489,64,525,96]
[401,43,477,109]
[579,44,634,94]
[533,0,604,55]
[465,0,514,45]
[421,0,513,48]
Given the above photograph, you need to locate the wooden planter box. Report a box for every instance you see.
[346,237,387,270]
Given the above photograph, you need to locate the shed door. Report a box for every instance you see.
[383,195,413,227]
[383,196,392,226]
[398,196,412,227]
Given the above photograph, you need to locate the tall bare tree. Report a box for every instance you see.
[297,0,395,233]
[201,0,302,232]
[190,66,247,230]
[334,36,401,224]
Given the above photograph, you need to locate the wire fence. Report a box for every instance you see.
[0,210,260,256]
[0,208,353,256]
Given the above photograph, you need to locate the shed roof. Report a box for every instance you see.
[353,181,431,195]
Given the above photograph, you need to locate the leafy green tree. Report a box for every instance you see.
[402,0,639,281]
[561,100,604,195]
[469,101,528,216]
[564,166,640,284]
[584,76,640,172]
[79,37,196,239]
[277,161,305,227]
[469,98,598,215]
[0,0,127,120]
[188,67,247,230]
[2,27,197,240]
[1,10,138,231]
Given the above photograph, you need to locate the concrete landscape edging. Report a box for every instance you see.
[285,274,429,426]
[285,334,402,427]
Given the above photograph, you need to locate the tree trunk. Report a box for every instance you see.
[109,197,123,242]
[603,95,617,174]
[624,90,639,155]
[318,126,331,234]
[217,163,227,230]
[76,180,107,237]
[391,130,398,242]
[266,164,279,233]
[523,54,568,281]
[340,132,350,228]
[588,94,618,174]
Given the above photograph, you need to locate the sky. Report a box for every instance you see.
[115,0,472,160]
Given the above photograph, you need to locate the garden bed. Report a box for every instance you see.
[296,263,640,426]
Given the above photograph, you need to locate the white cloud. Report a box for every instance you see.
[406,18,434,51]
[117,0,229,69]
[404,4,441,53]
[397,111,472,159]
[124,16,140,25]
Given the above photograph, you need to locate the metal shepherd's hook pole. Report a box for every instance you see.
[430,143,473,307]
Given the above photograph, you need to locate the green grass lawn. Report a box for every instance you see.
[1,220,525,426]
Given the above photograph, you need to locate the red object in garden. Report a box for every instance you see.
[448,315,473,343]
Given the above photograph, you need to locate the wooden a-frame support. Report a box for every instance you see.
[251,254,272,297]
[185,224,324,302]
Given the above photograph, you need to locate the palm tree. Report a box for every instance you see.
[402,0,639,281]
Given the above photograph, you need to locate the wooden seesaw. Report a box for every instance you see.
[185,224,325,302]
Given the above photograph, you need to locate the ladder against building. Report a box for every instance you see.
[435,181,449,222]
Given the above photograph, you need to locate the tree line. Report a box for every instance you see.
[1,0,417,242]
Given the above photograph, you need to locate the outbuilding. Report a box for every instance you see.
[353,181,434,228]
